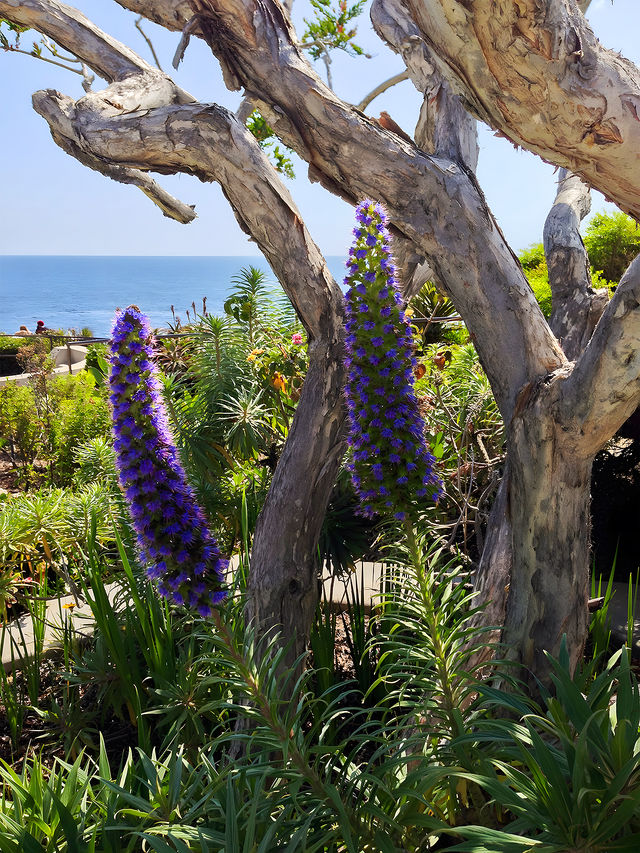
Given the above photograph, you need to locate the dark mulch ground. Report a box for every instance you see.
[0,621,361,771]
[0,657,140,770]
[0,455,20,495]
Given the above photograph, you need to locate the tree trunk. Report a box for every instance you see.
[10,0,640,692]
[502,375,591,684]
[246,334,346,672]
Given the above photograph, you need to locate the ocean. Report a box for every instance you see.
[0,256,346,338]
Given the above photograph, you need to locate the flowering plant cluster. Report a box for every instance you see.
[246,330,308,403]
[344,200,442,520]
[109,306,226,616]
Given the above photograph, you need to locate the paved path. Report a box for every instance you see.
[2,568,638,673]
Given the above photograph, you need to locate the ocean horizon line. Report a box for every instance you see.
[1,255,348,337]
[1,253,344,259]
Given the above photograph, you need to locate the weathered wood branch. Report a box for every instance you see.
[33,92,342,337]
[45,120,196,222]
[114,0,565,421]
[399,0,640,220]
[560,254,640,456]
[1,0,201,219]
[356,70,409,112]
[0,0,152,81]
[371,0,478,171]
[32,77,347,667]
[543,168,607,360]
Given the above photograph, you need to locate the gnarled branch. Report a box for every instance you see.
[543,169,608,360]
[115,0,564,420]
[397,0,640,219]
[560,254,640,456]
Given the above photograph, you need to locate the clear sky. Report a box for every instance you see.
[1,0,638,258]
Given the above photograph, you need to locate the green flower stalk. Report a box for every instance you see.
[343,200,442,520]
[109,306,226,616]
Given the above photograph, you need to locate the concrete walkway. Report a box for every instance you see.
[1,568,638,673]
[1,584,119,673]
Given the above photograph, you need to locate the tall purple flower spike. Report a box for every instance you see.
[109,306,227,616]
[343,200,442,521]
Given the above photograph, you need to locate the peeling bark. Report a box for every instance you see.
[544,168,606,360]
[561,255,640,456]
[400,0,640,220]
[31,81,346,666]
[371,0,478,171]
[8,0,640,689]
[505,370,591,682]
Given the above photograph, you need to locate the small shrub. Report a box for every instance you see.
[50,373,111,485]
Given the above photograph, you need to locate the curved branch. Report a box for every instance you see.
[371,0,478,170]
[32,77,348,665]
[2,0,200,222]
[356,69,409,111]
[32,91,342,339]
[135,14,162,70]
[0,0,150,81]
[561,254,640,456]
[42,114,196,222]
[398,0,640,219]
[26,0,566,420]
[115,0,563,419]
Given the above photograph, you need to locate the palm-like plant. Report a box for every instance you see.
[218,389,274,460]
[224,266,273,345]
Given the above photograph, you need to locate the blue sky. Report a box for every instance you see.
[0,0,638,257]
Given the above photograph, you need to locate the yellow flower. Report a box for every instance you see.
[247,347,264,363]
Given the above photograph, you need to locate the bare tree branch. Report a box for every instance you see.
[560,254,640,456]
[6,44,84,74]
[543,169,608,360]
[135,14,162,69]
[395,0,640,219]
[356,70,409,112]
[121,0,562,419]
[235,96,255,123]
[0,0,151,81]
[1,0,201,221]
[371,0,478,170]
[42,113,196,222]
[33,92,342,337]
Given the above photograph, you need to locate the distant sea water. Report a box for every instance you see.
[0,256,347,338]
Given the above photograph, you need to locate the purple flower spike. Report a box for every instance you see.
[342,200,442,520]
[109,306,227,614]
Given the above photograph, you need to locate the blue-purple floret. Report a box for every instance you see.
[343,200,442,520]
[109,306,227,616]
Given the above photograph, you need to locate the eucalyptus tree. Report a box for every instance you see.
[4,0,640,689]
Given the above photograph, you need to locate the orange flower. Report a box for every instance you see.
[272,372,287,392]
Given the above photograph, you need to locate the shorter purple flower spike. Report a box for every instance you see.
[342,200,442,520]
[109,306,227,614]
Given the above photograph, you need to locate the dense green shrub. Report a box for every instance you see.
[0,371,110,488]
[0,335,39,354]
[1,528,636,851]
[0,382,42,484]
[584,210,640,285]
[49,373,111,485]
